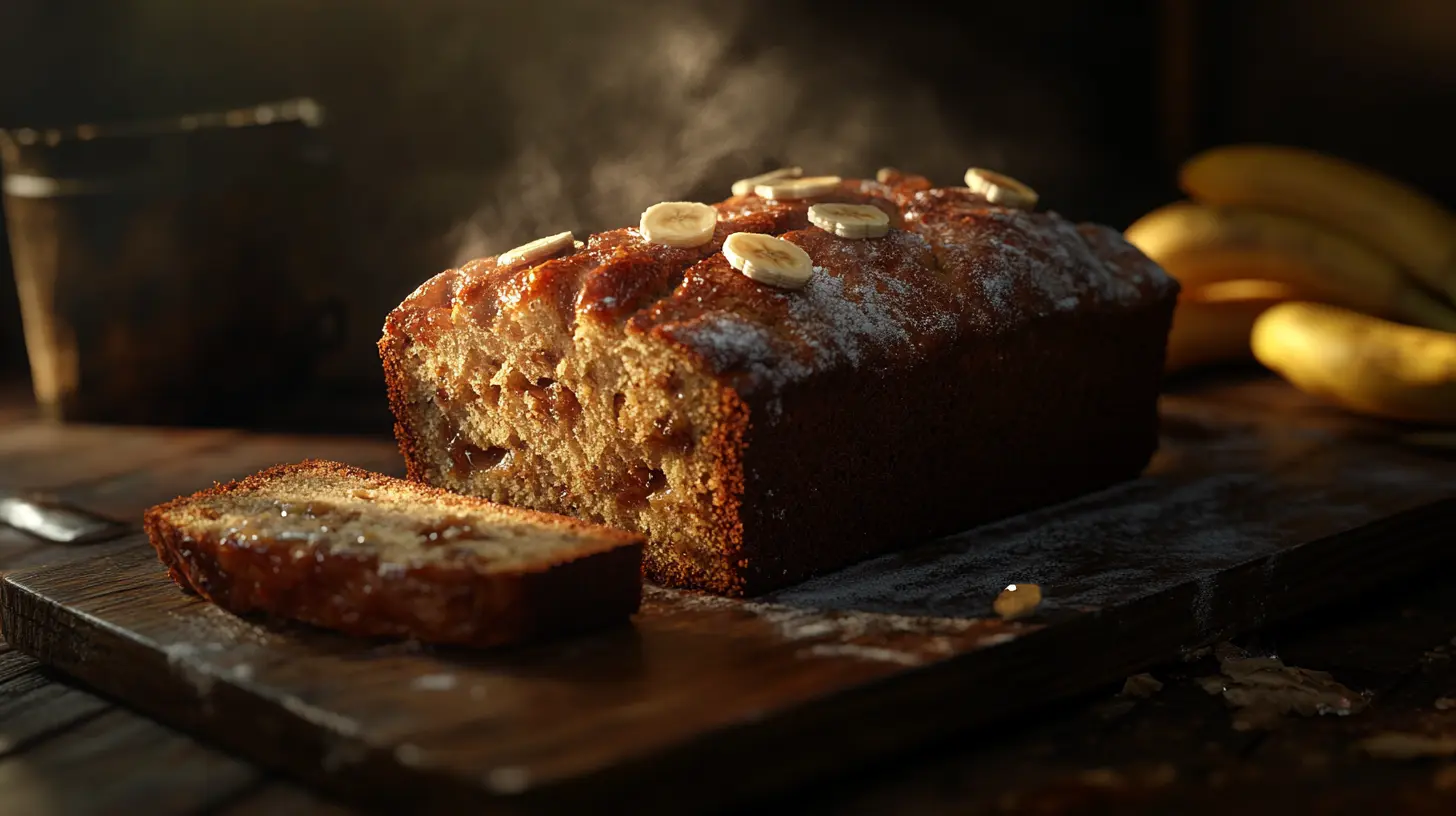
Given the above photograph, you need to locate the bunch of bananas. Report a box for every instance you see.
[1125,145,1456,425]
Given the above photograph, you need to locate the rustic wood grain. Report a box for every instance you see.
[0,421,239,493]
[0,650,111,758]
[784,568,1456,816]
[0,538,140,603]
[0,650,352,816]
[54,432,403,523]
[4,381,1456,814]
[0,707,262,815]
[0,528,91,590]
[0,414,400,525]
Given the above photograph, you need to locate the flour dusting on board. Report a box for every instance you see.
[280,695,364,738]
[1191,574,1219,636]
[172,603,283,648]
[801,643,923,666]
[411,673,459,692]
[647,585,1021,666]
[654,586,982,639]
[164,643,216,697]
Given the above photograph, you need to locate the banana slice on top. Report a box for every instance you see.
[808,203,891,239]
[755,175,842,200]
[723,232,814,290]
[640,201,717,248]
[963,168,1039,210]
[731,166,802,197]
[499,231,575,266]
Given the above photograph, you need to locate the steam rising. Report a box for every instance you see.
[447,2,1079,265]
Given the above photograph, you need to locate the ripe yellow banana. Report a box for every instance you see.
[1180,145,1456,303]
[1192,279,1301,303]
[1251,302,1456,424]
[1165,294,1286,374]
[1124,203,1456,332]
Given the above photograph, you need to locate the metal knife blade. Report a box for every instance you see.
[0,489,128,544]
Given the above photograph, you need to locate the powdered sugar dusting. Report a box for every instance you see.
[787,240,957,368]
[791,267,913,368]
[670,229,960,391]
[914,206,1164,333]
[1077,222,1172,298]
[672,313,814,390]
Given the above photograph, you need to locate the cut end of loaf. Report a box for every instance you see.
[381,272,750,594]
[143,460,645,647]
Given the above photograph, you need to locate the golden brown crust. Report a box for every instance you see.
[385,177,1175,397]
[143,460,644,647]
[378,332,430,484]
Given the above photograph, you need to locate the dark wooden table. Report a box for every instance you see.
[4,376,1456,815]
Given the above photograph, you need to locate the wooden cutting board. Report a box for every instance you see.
[4,378,1456,815]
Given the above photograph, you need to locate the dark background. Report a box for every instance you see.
[1,0,1454,428]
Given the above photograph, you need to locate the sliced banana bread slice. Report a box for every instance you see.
[143,460,644,648]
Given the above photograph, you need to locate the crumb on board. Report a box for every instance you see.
[1199,642,1369,731]
[410,673,458,692]
[1121,673,1164,698]
[994,583,1043,619]
[1357,732,1456,760]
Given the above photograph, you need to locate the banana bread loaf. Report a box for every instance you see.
[144,460,644,646]
[380,169,1179,596]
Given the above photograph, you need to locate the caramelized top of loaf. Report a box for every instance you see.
[385,170,1178,395]
[149,460,643,572]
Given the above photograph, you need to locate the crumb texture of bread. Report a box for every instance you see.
[380,171,1180,596]
[143,460,644,647]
